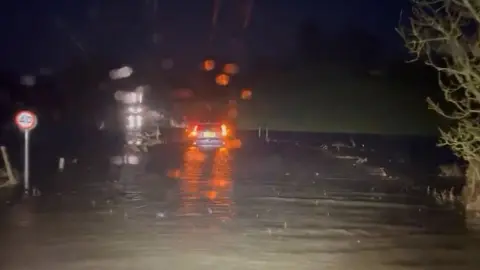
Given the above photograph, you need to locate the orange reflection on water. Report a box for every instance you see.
[178,147,234,219]
[208,148,234,220]
[178,147,204,215]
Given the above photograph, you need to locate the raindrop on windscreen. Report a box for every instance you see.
[223,63,239,75]
[20,75,36,87]
[39,68,52,75]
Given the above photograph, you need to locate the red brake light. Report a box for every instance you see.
[221,124,227,136]
[189,125,198,137]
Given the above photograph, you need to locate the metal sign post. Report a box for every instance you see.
[24,130,30,191]
[14,110,38,194]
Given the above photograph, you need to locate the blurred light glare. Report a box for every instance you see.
[127,115,135,129]
[124,155,140,165]
[123,92,139,104]
[128,106,142,113]
[215,74,230,86]
[112,155,141,165]
[223,63,239,75]
[203,59,215,71]
[126,114,143,129]
[109,66,133,80]
[241,88,252,100]
[20,75,36,87]
[135,115,143,127]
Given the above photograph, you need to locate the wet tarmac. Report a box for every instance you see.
[0,142,479,270]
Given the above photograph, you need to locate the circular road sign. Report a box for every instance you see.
[14,110,38,131]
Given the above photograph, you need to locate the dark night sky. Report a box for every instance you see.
[0,0,410,73]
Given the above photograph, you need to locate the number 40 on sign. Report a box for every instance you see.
[14,110,38,131]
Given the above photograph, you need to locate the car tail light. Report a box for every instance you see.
[221,124,227,136]
[189,125,198,137]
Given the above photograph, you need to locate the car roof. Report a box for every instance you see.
[196,122,223,125]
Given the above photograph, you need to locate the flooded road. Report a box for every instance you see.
[0,143,479,270]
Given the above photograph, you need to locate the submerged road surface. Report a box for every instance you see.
[0,142,479,270]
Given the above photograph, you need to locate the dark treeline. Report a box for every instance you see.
[241,20,442,134]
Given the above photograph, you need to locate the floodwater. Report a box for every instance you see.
[0,142,479,270]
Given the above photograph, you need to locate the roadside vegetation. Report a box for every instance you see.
[399,0,480,212]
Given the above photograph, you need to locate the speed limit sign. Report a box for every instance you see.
[14,110,38,195]
[14,110,37,131]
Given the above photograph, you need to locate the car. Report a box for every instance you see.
[186,122,229,148]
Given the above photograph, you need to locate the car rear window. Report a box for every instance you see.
[197,124,222,131]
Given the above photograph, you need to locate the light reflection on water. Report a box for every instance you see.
[209,148,235,221]
[178,147,234,221]
[178,147,203,215]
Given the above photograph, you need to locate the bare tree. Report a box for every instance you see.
[398,0,480,210]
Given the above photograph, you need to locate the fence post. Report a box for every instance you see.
[1,146,18,185]
[58,157,65,172]
[265,125,270,143]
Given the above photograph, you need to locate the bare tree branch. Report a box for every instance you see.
[399,0,480,206]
